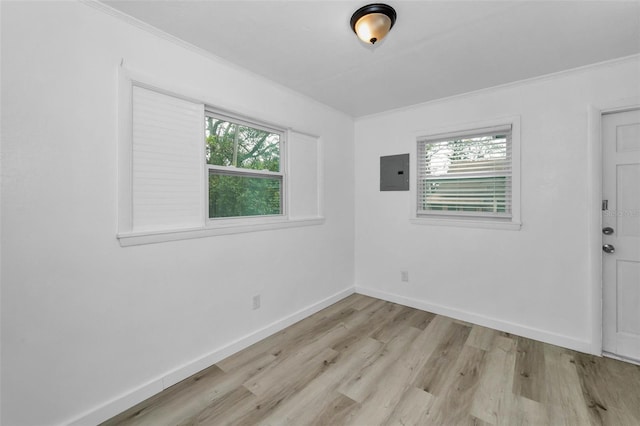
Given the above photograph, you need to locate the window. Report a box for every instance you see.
[205,113,285,220]
[117,71,324,246]
[416,123,519,226]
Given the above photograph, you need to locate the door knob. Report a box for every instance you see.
[603,227,614,235]
[603,244,615,254]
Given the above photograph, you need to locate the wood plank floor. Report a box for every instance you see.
[102,294,640,425]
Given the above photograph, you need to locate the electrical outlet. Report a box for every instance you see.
[252,294,261,310]
[401,271,409,282]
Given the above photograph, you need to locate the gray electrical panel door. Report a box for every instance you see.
[380,153,409,191]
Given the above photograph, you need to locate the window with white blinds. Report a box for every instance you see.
[131,85,204,232]
[417,125,512,219]
[118,71,325,245]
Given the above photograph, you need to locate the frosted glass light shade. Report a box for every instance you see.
[354,13,392,44]
[350,4,397,45]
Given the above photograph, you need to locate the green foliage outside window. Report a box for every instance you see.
[205,116,283,218]
[205,117,280,171]
[209,175,281,218]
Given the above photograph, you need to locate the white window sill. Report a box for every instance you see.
[410,217,522,231]
[118,217,325,247]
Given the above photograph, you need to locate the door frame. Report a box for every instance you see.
[587,97,640,356]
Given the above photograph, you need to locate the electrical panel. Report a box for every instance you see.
[380,153,409,191]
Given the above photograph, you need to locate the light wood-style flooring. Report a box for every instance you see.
[102,294,640,425]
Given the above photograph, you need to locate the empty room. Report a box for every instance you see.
[2,1,640,425]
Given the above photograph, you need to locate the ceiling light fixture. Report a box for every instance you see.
[350,3,397,45]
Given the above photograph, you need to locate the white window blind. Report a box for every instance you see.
[417,125,512,219]
[288,131,321,219]
[131,85,204,232]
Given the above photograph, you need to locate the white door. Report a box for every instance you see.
[602,109,640,363]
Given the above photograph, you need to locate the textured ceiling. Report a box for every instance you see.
[102,1,640,117]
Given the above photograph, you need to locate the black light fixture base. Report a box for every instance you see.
[350,3,397,36]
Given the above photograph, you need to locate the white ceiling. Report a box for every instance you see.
[102,1,640,117]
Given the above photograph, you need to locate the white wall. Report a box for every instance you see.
[0,2,354,425]
[355,56,640,354]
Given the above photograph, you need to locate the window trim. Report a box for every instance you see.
[116,67,324,247]
[410,116,522,230]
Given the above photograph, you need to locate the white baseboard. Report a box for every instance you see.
[603,351,640,366]
[355,286,594,355]
[66,287,355,426]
